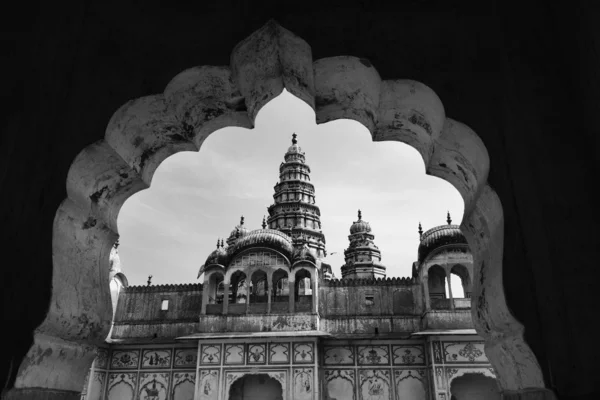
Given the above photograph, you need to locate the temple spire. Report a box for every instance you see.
[418,222,423,238]
[240,215,244,225]
[262,216,267,229]
[147,275,152,286]
[292,133,297,144]
[358,209,362,221]
[447,211,452,225]
[216,239,220,248]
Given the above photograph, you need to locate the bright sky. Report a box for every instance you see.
[116,90,464,287]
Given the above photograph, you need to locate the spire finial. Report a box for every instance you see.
[358,209,362,220]
[447,211,452,225]
[240,215,244,225]
[262,216,267,229]
[216,239,220,248]
[418,222,423,238]
[292,133,297,144]
[147,275,152,286]
[220,239,224,248]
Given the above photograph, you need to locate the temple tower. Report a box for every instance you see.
[267,134,327,258]
[340,210,386,279]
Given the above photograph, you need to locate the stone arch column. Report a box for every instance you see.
[8,20,553,400]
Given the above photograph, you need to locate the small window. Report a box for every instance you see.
[365,295,374,306]
[161,299,169,310]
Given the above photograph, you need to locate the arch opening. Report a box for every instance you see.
[9,20,550,399]
[229,374,283,400]
[450,373,501,400]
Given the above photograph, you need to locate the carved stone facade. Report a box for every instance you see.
[82,134,498,399]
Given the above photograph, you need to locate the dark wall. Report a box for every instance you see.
[3,1,598,397]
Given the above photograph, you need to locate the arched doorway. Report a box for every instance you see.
[229,374,283,400]
[450,373,501,400]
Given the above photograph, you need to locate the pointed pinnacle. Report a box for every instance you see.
[447,211,452,225]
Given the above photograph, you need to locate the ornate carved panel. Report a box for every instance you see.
[247,343,267,364]
[198,369,219,400]
[443,342,487,363]
[434,367,446,390]
[357,345,390,365]
[200,344,221,365]
[293,342,314,364]
[293,368,313,400]
[269,342,290,364]
[96,348,109,369]
[394,370,428,400]
[358,369,392,400]
[323,345,354,365]
[224,343,246,365]
[325,369,356,400]
[172,371,196,400]
[231,251,287,268]
[106,372,137,400]
[391,345,425,366]
[110,350,140,369]
[174,348,197,368]
[141,349,172,368]
[431,341,443,364]
[138,372,170,400]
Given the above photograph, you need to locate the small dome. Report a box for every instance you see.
[229,229,294,259]
[350,209,372,234]
[198,239,228,278]
[226,216,249,245]
[286,133,304,155]
[287,143,302,154]
[418,224,468,262]
[204,246,228,267]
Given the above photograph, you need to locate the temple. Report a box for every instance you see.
[82,135,499,400]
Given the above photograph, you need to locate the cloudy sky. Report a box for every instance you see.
[116,90,464,287]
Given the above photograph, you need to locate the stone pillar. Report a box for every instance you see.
[423,274,431,311]
[201,275,210,315]
[245,277,251,314]
[446,272,455,311]
[311,273,318,314]
[267,270,273,314]
[222,283,230,315]
[289,279,295,313]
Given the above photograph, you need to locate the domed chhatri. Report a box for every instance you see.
[417,213,468,263]
[286,132,303,155]
[226,216,249,246]
[341,210,386,280]
[198,239,228,278]
[349,209,372,234]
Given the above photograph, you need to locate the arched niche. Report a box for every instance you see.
[226,372,286,400]
[11,19,549,399]
[449,371,501,400]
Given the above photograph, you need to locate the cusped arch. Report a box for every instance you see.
[18,19,546,397]
[448,368,497,387]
